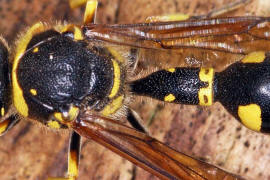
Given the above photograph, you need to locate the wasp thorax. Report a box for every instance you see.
[12,29,114,128]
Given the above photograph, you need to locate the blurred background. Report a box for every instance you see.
[0,0,270,179]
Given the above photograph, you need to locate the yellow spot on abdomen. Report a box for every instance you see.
[164,94,176,102]
[241,51,265,63]
[101,95,124,116]
[238,104,262,132]
[198,68,214,106]
[109,59,121,98]
[30,89,37,96]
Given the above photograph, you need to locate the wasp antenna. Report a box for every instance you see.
[69,0,98,23]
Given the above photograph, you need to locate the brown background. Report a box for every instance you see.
[0,0,270,180]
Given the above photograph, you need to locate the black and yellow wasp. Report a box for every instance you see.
[1,0,270,179]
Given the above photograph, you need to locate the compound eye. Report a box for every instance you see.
[0,38,10,117]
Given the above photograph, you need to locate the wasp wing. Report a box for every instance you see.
[83,16,270,70]
[72,112,243,180]
[83,16,270,53]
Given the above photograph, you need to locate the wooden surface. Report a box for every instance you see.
[0,0,270,180]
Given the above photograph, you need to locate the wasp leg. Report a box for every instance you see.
[48,131,81,180]
[83,0,98,24]
[127,108,147,133]
[67,131,81,180]
[69,0,88,9]
[69,0,98,24]
[0,115,19,136]
[146,0,250,22]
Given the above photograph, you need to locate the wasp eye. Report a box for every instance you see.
[0,38,10,117]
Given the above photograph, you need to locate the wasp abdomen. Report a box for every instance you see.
[215,52,270,133]
[130,67,214,106]
[131,52,270,133]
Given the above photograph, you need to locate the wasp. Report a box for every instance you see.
[0,0,269,179]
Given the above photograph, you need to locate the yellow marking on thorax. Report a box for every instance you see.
[241,51,265,63]
[238,104,262,132]
[101,95,124,116]
[84,0,98,24]
[30,89,37,96]
[33,47,39,53]
[54,106,79,123]
[68,151,79,178]
[107,47,125,63]
[0,120,9,134]
[1,107,5,116]
[164,94,176,102]
[166,68,175,73]
[198,68,214,106]
[109,59,121,98]
[60,25,84,40]
[47,120,61,129]
[53,106,79,128]
[68,107,79,121]
[73,27,84,40]
[54,112,63,122]
[12,22,45,117]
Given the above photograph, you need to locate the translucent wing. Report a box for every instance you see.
[83,16,270,53]
[72,112,243,180]
[83,16,270,70]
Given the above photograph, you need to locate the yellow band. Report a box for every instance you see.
[12,22,45,117]
[198,68,214,106]
[109,60,121,98]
